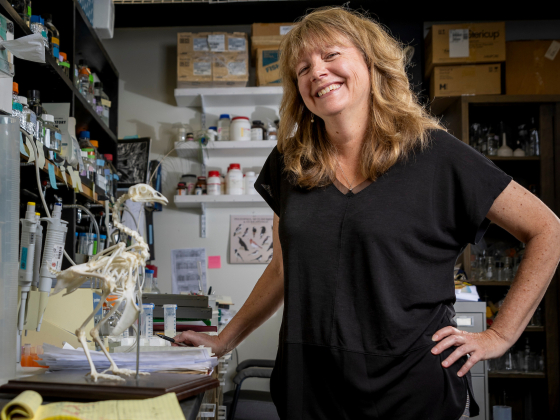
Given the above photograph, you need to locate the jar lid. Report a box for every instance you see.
[42,114,54,122]
[197,176,207,180]
[246,171,255,176]
[145,269,154,274]
[104,153,113,161]
[208,171,220,177]
[252,120,262,125]
[12,82,18,93]
[18,96,27,105]
[181,173,197,178]
[230,163,241,169]
[90,140,99,148]
[178,182,186,187]
[209,126,217,130]
[79,130,90,138]
[232,116,249,121]
[219,114,230,119]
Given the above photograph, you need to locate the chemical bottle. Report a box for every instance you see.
[93,82,104,118]
[245,171,257,194]
[58,52,70,78]
[18,96,36,137]
[227,164,243,195]
[27,90,43,144]
[30,15,44,45]
[528,118,540,156]
[217,114,230,141]
[207,171,221,195]
[78,130,93,149]
[78,61,92,104]
[94,82,110,125]
[42,14,59,60]
[12,82,19,104]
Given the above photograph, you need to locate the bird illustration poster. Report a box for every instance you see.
[230,215,274,264]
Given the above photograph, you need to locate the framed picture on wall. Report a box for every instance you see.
[230,215,273,264]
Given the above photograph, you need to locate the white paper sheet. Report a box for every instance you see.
[0,33,45,63]
[171,248,207,294]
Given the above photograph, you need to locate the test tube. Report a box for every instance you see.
[141,303,154,338]
[163,304,177,338]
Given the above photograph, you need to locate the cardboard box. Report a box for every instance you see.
[251,22,294,61]
[430,64,501,99]
[425,22,506,77]
[257,48,282,86]
[177,32,248,87]
[213,52,248,87]
[177,52,213,88]
[506,40,560,95]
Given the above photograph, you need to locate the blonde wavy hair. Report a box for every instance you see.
[278,6,442,188]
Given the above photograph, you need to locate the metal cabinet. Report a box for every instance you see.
[453,302,488,420]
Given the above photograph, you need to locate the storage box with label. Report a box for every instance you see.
[177,52,213,88]
[257,48,281,86]
[506,40,560,95]
[251,23,294,62]
[213,52,248,87]
[177,32,248,87]
[425,22,506,77]
[430,64,501,99]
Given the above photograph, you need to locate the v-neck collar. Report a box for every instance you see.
[332,178,373,196]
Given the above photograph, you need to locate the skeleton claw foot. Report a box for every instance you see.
[88,371,126,382]
[102,368,149,377]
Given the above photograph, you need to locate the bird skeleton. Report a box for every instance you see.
[50,184,167,381]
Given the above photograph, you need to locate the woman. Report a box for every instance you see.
[175,7,560,419]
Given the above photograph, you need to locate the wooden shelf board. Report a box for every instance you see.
[524,326,545,332]
[489,372,546,379]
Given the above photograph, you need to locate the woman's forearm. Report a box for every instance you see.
[489,229,560,346]
[218,260,284,353]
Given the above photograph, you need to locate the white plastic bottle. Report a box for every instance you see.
[217,114,230,141]
[245,171,257,195]
[227,164,243,195]
[207,171,221,195]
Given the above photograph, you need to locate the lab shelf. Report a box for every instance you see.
[174,86,283,109]
[174,194,267,209]
[175,140,277,159]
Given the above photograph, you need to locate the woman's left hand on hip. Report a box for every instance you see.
[430,327,510,377]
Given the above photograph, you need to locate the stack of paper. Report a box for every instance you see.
[39,343,217,373]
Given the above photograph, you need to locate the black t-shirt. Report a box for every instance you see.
[255,129,512,419]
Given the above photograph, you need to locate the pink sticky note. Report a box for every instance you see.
[208,256,221,269]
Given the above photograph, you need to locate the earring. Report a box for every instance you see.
[311,114,315,123]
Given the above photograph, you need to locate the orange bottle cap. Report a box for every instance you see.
[13,82,18,93]
[60,52,67,60]
[90,140,99,148]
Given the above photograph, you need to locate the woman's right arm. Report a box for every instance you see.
[174,214,284,358]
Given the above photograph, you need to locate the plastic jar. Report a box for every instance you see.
[207,171,221,195]
[196,176,207,195]
[251,121,266,141]
[207,126,218,142]
[180,174,197,195]
[227,164,243,195]
[217,114,230,141]
[143,269,154,293]
[267,121,278,140]
[177,182,187,196]
[230,117,251,141]
[245,171,257,195]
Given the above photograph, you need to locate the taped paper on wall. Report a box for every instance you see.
[171,248,207,294]
[230,215,273,264]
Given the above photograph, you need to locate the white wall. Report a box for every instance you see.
[102,27,282,391]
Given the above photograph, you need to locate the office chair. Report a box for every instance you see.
[223,359,280,420]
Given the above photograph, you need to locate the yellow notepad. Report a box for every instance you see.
[1,390,186,420]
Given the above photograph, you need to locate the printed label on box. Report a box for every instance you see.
[280,25,294,35]
[194,61,212,76]
[193,37,209,51]
[228,61,247,76]
[228,37,247,52]
[208,35,226,52]
[545,40,560,61]
[449,29,469,58]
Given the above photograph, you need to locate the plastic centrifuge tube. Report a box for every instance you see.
[141,303,154,338]
[163,304,177,338]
